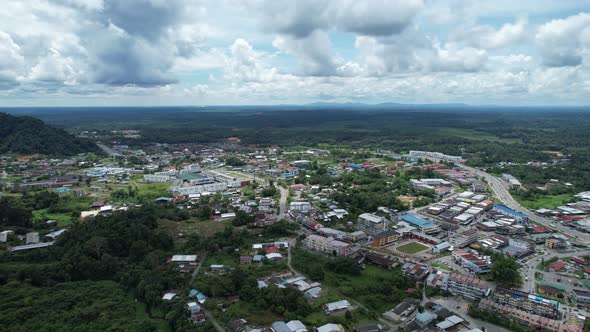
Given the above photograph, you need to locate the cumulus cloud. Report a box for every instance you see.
[536,12,590,67]
[0,31,25,83]
[248,0,423,38]
[0,1,589,105]
[223,38,281,83]
[451,18,528,49]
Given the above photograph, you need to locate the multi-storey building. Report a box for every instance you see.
[357,213,388,235]
[491,288,560,319]
[452,249,492,274]
[446,272,492,300]
[304,234,351,256]
[448,228,479,248]
[370,229,400,247]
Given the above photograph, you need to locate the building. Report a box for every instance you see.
[400,214,440,234]
[408,151,463,163]
[304,234,351,256]
[323,300,350,314]
[25,232,40,244]
[502,174,522,189]
[371,230,400,247]
[491,288,560,319]
[573,289,590,308]
[383,298,419,323]
[502,239,535,258]
[271,321,291,332]
[436,315,464,331]
[493,205,528,223]
[401,262,430,280]
[286,320,308,332]
[0,230,13,242]
[290,201,312,213]
[357,213,388,235]
[447,272,492,300]
[478,299,584,332]
[448,228,478,248]
[316,324,345,332]
[431,241,451,254]
[452,249,492,274]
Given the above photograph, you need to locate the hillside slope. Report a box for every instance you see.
[0,112,100,156]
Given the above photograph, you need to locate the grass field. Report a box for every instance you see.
[437,128,522,144]
[396,242,429,254]
[32,209,74,226]
[158,219,230,238]
[516,193,572,209]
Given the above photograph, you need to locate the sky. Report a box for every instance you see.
[1,0,590,106]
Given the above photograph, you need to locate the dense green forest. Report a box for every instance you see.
[0,207,181,331]
[8,107,589,165]
[5,106,590,189]
[0,112,100,156]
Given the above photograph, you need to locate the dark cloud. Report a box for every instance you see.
[102,0,183,41]
[89,31,177,86]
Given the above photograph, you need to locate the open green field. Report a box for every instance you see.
[437,128,522,144]
[516,193,572,209]
[32,209,74,226]
[396,242,429,254]
[158,219,230,238]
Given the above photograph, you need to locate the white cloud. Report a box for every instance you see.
[536,12,590,67]
[0,31,25,83]
[452,18,528,49]
[0,1,588,105]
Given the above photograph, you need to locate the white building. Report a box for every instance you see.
[323,300,350,313]
[357,213,388,235]
[290,201,312,213]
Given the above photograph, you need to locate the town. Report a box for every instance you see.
[1,139,589,332]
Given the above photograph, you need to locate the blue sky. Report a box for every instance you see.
[1,0,590,106]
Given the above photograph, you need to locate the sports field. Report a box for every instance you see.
[396,242,429,254]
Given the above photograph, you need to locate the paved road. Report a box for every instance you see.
[189,253,207,285]
[188,254,225,332]
[456,163,590,243]
[277,185,289,220]
[97,143,121,157]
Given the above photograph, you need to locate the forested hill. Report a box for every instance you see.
[0,112,100,156]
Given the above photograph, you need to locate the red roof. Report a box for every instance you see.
[571,256,587,265]
[531,226,548,233]
[562,215,584,221]
[585,267,590,274]
[549,261,566,271]
[265,247,279,254]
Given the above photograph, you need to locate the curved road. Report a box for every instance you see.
[457,164,590,243]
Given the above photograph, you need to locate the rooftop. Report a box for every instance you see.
[401,213,434,227]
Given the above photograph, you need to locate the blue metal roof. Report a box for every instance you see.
[401,213,434,227]
[494,204,527,219]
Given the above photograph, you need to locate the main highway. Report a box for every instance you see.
[456,163,590,243]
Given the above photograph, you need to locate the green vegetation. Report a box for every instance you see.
[0,112,100,156]
[536,256,558,271]
[512,191,573,209]
[490,253,522,288]
[0,280,155,332]
[224,156,247,167]
[396,242,429,254]
[292,249,417,313]
[0,207,190,331]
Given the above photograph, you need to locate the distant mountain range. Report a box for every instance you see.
[0,112,100,156]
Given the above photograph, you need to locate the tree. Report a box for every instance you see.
[490,254,522,288]
[196,206,211,220]
[225,156,246,166]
